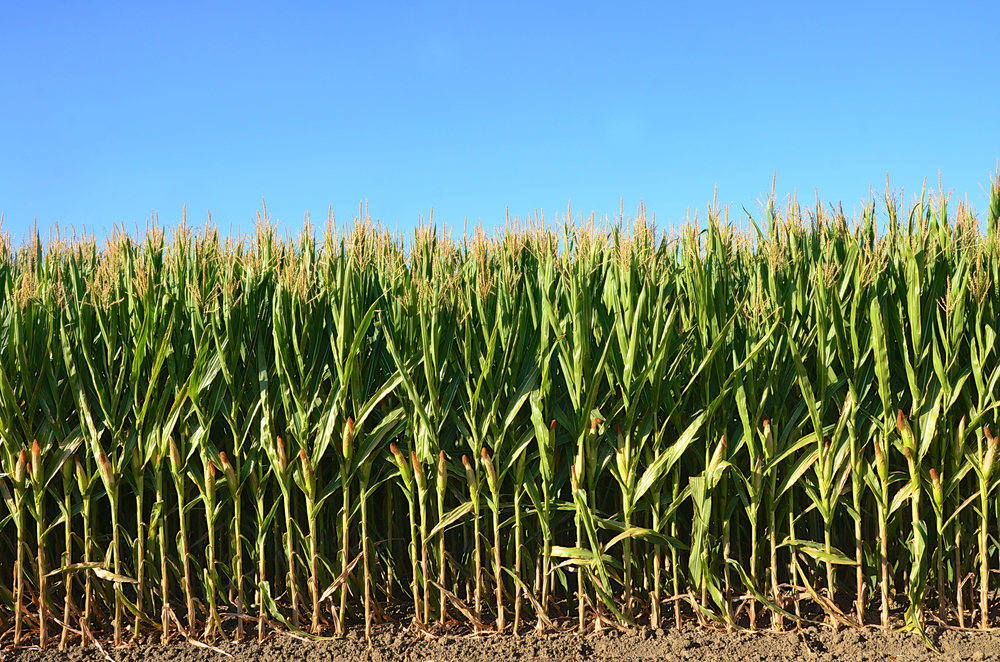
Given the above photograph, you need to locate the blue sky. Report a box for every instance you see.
[2,1,998,243]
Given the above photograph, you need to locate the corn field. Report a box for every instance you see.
[2,177,1000,649]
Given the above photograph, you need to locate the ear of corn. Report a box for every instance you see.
[2,178,1000,645]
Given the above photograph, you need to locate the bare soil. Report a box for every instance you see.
[7,625,1000,662]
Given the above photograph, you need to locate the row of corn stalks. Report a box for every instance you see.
[2,178,1000,649]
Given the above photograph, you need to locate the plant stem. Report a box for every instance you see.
[256,486,268,643]
[672,468,682,630]
[282,485,299,629]
[228,458,244,642]
[15,485,24,647]
[651,485,662,630]
[60,470,75,650]
[338,469,349,634]
[134,466,146,642]
[956,525,965,628]
[361,467,373,640]
[464,455,482,628]
[110,481,123,646]
[513,481,523,633]
[204,462,221,638]
[437,451,447,626]
[36,491,48,648]
[156,462,170,644]
[82,479,93,635]
[175,474,195,633]
[981,484,990,629]
[408,488,420,624]
[825,520,835,629]
[769,503,781,630]
[879,505,889,628]
[492,494,503,632]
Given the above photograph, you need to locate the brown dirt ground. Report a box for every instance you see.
[7,625,1000,662]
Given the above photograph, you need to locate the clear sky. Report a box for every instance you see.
[2,1,998,243]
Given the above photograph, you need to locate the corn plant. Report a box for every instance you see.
[0,173,999,650]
